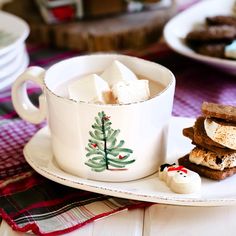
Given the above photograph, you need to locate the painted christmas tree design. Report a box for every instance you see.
[85,111,135,172]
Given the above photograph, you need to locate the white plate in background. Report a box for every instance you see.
[0,51,29,91]
[0,10,29,56]
[0,43,25,67]
[0,44,27,78]
[164,0,236,74]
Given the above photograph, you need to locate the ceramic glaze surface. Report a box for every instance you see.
[23,117,236,206]
[12,54,175,181]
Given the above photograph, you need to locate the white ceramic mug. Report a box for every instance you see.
[12,54,175,182]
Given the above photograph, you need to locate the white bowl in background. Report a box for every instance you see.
[0,10,29,56]
[0,50,29,91]
[0,44,27,78]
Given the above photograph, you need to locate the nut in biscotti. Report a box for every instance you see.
[179,155,236,181]
[189,147,236,171]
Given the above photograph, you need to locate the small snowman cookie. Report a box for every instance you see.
[159,163,201,194]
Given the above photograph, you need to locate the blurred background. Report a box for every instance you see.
[3,0,229,119]
[1,0,177,52]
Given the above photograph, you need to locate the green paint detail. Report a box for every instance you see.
[85,111,135,172]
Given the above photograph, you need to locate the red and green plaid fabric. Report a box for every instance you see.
[0,44,158,235]
[0,114,152,236]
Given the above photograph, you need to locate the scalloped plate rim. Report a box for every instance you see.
[23,116,236,206]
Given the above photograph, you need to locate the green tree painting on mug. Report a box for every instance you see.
[85,111,135,172]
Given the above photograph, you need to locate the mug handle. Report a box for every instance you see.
[11,66,47,124]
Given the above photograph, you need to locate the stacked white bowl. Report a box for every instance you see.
[0,10,29,92]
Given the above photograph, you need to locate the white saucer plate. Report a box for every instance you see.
[0,10,29,56]
[0,51,29,91]
[164,0,236,74]
[23,117,236,206]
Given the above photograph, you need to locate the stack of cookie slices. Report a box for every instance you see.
[179,102,236,180]
[185,15,236,59]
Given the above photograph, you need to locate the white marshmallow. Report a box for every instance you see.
[189,147,236,171]
[112,80,150,104]
[68,74,111,104]
[204,118,236,150]
[100,60,138,86]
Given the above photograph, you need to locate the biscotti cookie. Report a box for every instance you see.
[183,127,194,140]
[194,43,226,58]
[179,102,236,181]
[206,15,236,27]
[202,102,236,122]
[186,25,236,44]
[159,163,201,194]
[179,155,236,180]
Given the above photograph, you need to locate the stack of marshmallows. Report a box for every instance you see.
[68,60,150,104]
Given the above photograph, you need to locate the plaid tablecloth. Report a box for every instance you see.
[1,1,236,235]
[0,76,153,236]
[0,95,152,236]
